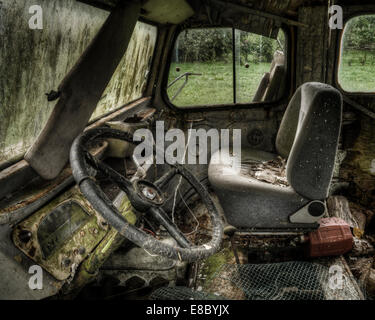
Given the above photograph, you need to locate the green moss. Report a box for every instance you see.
[12,188,108,281]
[0,0,108,163]
[118,196,137,225]
[199,244,235,289]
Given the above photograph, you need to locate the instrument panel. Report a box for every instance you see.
[13,187,109,281]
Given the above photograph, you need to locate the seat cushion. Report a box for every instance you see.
[241,155,289,188]
[209,147,290,190]
[208,148,310,229]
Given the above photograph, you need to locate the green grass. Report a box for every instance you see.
[168,51,375,107]
[338,50,375,92]
[167,62,270,106]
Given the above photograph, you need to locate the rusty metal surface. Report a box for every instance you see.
[12,187,109,281]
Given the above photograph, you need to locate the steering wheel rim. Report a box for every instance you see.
[70,127,223,262]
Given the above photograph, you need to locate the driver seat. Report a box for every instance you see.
[208,82,343,230]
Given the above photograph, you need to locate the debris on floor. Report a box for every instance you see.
[351,237,375,256]
[173,190,374,300]
[346,256,374,297]
[368,269,375,299]
[325,195,375,298]
[233,233,305,262]
[349,201,375,233]
[241,156,289,187]
[194,241,248,299]
[327,196,368,237]
[347,257,373,281]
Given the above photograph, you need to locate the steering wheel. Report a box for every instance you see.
[70,127,223,262]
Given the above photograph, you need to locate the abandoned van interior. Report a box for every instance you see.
[1,0,375,302]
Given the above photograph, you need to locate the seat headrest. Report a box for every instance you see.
[253,51,286,103]
[253,72,270,102]
[270,50,285,70]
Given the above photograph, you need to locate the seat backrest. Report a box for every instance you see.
[253,51,286,103]
[252,72,270,102]
[276,82,343,200]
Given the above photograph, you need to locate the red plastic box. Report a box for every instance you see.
[307,217,353,257]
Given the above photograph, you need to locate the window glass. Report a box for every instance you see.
[338,15,375,92]
[235,29,285,103]
[91,21,157,120]
[167,28,233,107]
[167,28,286,107]
[0,0,108,163]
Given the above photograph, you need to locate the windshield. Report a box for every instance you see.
[0,1,157,166]
[0,0,109,164]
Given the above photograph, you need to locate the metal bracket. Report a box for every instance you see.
[289,200,326,224]
[167,72,202,102]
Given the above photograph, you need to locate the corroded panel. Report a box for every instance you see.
[12,187,109,281]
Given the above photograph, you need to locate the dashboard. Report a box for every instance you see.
[13,187,109,280]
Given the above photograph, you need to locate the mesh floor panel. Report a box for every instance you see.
[151,286,227,300]
[151,261,363,300]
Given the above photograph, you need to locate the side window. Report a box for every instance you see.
[235,29,285,103]
[91,21,157,120]
[167,28,286,107]
[167,28,233,106]
[338,15,375,92]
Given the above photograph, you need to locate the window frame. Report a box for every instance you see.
[336,12,375,96]
[162,25,291,111]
